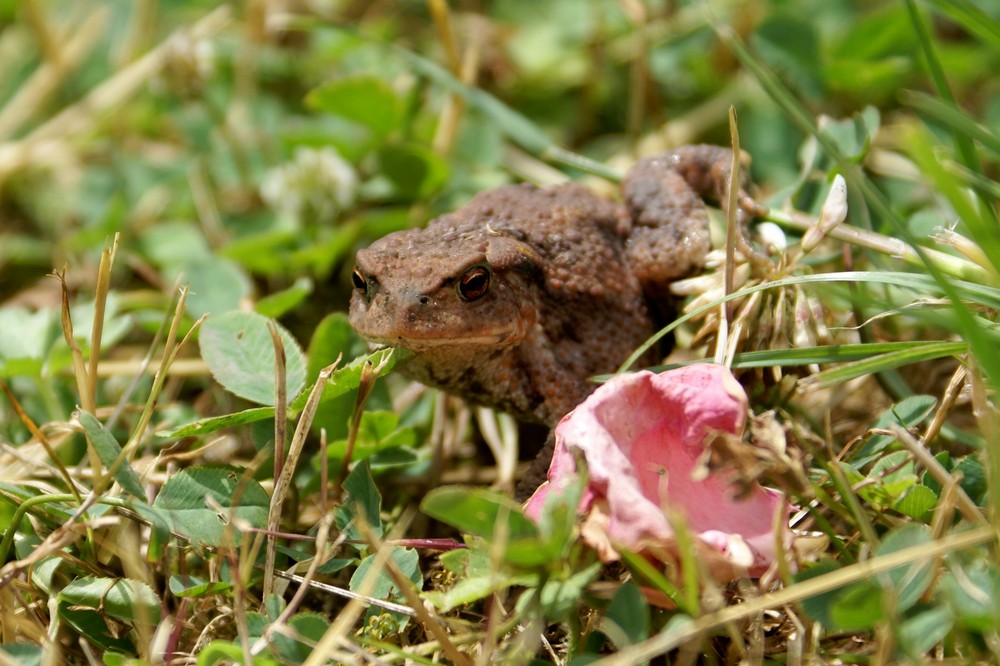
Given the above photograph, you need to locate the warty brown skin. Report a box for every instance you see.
[349,144,761,438]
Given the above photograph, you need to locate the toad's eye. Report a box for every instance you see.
[457,266,491,302]
[351,267,368,292]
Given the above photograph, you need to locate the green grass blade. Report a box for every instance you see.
[921,0,1000,51]
[727,341,966,369]
[798,341,967,389]
[388,43,623,181]
[901,91,1000,160]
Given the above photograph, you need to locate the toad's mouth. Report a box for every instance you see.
[363,332,518,350]
[359,323,526,351]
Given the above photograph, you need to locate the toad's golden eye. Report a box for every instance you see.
[351,267,367,292]
[457,266,490,302]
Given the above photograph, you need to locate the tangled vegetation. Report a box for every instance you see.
[1,0,1000,663]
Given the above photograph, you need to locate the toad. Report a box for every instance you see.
[349,145,764,490]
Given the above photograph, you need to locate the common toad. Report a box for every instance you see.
[349,145,764,485]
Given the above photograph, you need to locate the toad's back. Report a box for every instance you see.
[349,145,759,426]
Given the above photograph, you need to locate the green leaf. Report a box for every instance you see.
[862,451,918,509]
[875,524,935,612]
[953,456,989,505]
[897,605,954,658]
[531,562,602,622]
[221,230,300,276]
[199,311,307,406]
[422,487,558,568]
[424,543,535,611]
[795,559,846,627]
[254,277,314,319]
[102,652,143,666]
[197,640,280,666]
[290,346,400,411]
[306,76,402,138]
[306,313,369,382]
[751,16,824,99]
[154,406,277,439]
[376,144,450,200]
[903,90,1000,160]
[0,306,57,371]
[921,0,1000,54]
[828,581,884,631]
[852,396,937,466]
[77,411,145,499]
[941,561,1000,632]
[827,57,911,100]
[0,482,75,524]
[59,576,161,625]
[350,547,422,631]
[68,293,133,352]
[168,575,233,598]
[817,113,876,162]
[59,604,135,653]
[0,644,42,666]
[534,470,585,560]
[181,258,253,318]
[28,554,62,597]
[271,612,330,663]
[423,573,504,613]
[334,461,383,550]
[893,484,937,521]
[140,221,211,269]
[601,582,650,649]
[151,465,270,547]
[422,487,538,542]
[325,410,416,463]
[155,347,399,439]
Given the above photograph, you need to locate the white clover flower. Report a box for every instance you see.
[260,147,358,222]
[158,35,215,95]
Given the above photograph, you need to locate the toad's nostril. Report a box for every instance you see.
[419,296,430,305]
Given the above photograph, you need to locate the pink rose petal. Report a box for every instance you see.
[525,364,791,580]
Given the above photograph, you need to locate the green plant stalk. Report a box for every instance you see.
[670,509,702,617]
[0,494,130,564]
[620,549,690,614]
[86,234,118,412]
[263,320,289,601]
[722,106,743,351]
[96,289,197,504]
[106,283,177,432]
[265,361,336,598]
[768,209,995,285]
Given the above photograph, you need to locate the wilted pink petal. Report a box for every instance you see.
[525,364,791,580]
